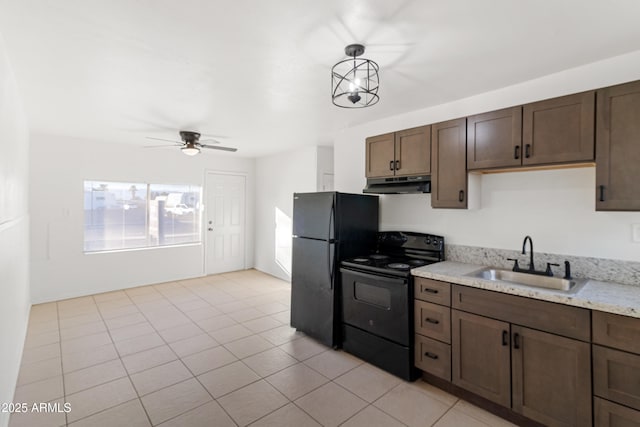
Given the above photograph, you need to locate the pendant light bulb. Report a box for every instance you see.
[349,78,361,93]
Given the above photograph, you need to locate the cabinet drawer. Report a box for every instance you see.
[452,284,590,341]
[594,397,640,427]
[593,311,640,354]
[414,277,451,306]
[415,300,451,344]
[415,334,451,381]
[594,345,640,411]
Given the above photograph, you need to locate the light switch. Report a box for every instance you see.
[633,224,640,243]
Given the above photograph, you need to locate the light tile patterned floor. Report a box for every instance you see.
[10,269,516,427]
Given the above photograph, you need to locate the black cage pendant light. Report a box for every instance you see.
[331,44,380,108]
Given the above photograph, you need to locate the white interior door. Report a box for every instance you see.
[206,173,246,275]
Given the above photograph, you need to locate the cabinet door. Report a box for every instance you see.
[522,91,595,166]
[451,310,511,407]
[511,325,591,427]
[395,126,431,176]
[467,107,522,170]
[596,81,640,211]
[365,133,395,178]
[431,118,467,208]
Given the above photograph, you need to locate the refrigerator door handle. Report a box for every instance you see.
[328,241,335,288]
[328,200,336,287]
[329,199,335,241]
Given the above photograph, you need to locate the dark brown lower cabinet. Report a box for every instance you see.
[452,310,511,407]
[511,325,592,427]
[451,307,591,426]
[595,397,640,427]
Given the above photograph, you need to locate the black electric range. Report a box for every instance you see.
[340,231,445,380]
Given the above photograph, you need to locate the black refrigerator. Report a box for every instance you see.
[290,192,379,348]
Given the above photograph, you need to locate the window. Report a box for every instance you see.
[84,181,201,252]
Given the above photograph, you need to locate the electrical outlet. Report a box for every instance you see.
[633,224,640,243]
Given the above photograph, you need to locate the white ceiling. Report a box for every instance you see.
[1,0,640,157]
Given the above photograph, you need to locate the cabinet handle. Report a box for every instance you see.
[599,185,605,202]
[514,146,520,160]
[424,352,439,360]
[502,330,508,346]
[395,160,400,170]
[389,160,394,171]
[425,318,440,325]
[513,332,520,349]
[422,287,438,294]
[459,190,464,202]
[525,144,531,158]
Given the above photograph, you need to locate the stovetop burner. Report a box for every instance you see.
[369,254,389,260]
[352,257,369,262]
[387,263,410,269]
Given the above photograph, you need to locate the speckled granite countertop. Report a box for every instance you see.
[412,261,640,319]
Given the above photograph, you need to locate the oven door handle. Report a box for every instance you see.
[339,268,408,285]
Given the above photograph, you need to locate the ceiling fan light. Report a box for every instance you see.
[181,146,200,156]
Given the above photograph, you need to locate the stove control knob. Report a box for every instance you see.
[426,238,431,244]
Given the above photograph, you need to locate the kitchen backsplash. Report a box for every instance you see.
[446,244,640,287]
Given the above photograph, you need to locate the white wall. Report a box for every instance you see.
[316,146,334,191]
[0,34,30,427]
[255,146,319,280]
[335,50,640,263]
[29,134,255,303]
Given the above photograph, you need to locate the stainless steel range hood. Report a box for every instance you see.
[363,175,431,194]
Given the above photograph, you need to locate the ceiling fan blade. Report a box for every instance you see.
[200,144,238,152]
[146,136,182,144]
[144,143,183,148]
[199,132,229,138]
[198,138,222,144]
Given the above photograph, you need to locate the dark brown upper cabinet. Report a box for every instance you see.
[365,126,431,178]
[365,132,395,178]
[467,93,594,171]
[396,126,431,176]
[596,80,640,211]
[431,118,467,209]
[467,107,522,170]
[522,91,595,166]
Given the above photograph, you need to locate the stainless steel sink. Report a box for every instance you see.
[468,268,586,292]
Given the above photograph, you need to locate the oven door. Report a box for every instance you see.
[340,267,410,346]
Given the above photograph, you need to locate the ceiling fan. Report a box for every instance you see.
[146,130,237,156]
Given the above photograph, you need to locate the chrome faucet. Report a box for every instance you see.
[522,235,535,271]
